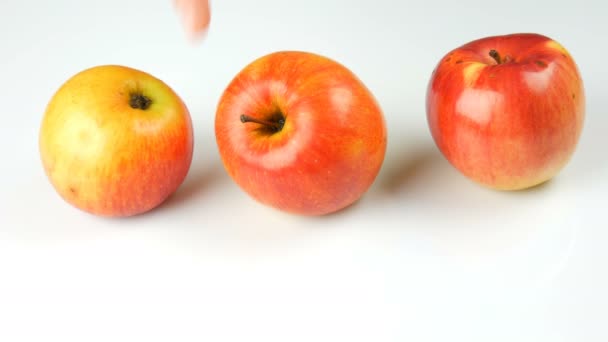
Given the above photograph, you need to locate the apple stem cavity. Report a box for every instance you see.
[129,93,152,110]
[489,50,503,64]
[488,49,513,65]
[240,114,285,133]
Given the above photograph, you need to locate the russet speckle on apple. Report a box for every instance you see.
[215,51,388,216]
[39,65,194,217]
[426,33,585,190]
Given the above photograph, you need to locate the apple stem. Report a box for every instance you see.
[489,50,502,64]
[488,49,513,64]
[240,114,285,132]
[130,93,152,110]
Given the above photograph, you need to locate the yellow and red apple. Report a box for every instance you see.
[215,51,387,215]
[426,33,585,190]
[39,65,194,217]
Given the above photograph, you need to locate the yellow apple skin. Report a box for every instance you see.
[39,65,193,217]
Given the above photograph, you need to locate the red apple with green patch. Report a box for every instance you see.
[426,33,585,190]
[215,51,387,215]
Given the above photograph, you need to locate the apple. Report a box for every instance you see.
[215,51,387,215]
[39,65,194,217]
[426,33,585,190]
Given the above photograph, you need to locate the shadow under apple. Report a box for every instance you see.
[376,144,442,197]
[154,158,227,214]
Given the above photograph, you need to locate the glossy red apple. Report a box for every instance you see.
[215,51,387,215]
[426,33,585,190]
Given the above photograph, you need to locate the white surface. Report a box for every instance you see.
[1,0,607,341]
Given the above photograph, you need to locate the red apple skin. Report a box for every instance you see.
[215,51,387,215]
[426,33,585,190]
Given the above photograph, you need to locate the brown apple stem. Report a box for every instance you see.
[489,50,502,64]
[489,49,514,65]
[130,93,152,110]
[240,114,285,132]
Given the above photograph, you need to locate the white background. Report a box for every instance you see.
[1,0,607,341]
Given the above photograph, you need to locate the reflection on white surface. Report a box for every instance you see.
[456,88,504,125]
[417,187,578,290]
[533,217,578,288]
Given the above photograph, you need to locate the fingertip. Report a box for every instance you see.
[188,27,209,44]
[177,0,211,43]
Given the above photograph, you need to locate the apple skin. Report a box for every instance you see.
[39,65,194,217]
[426,33,585,190]
[215,51,387,215]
